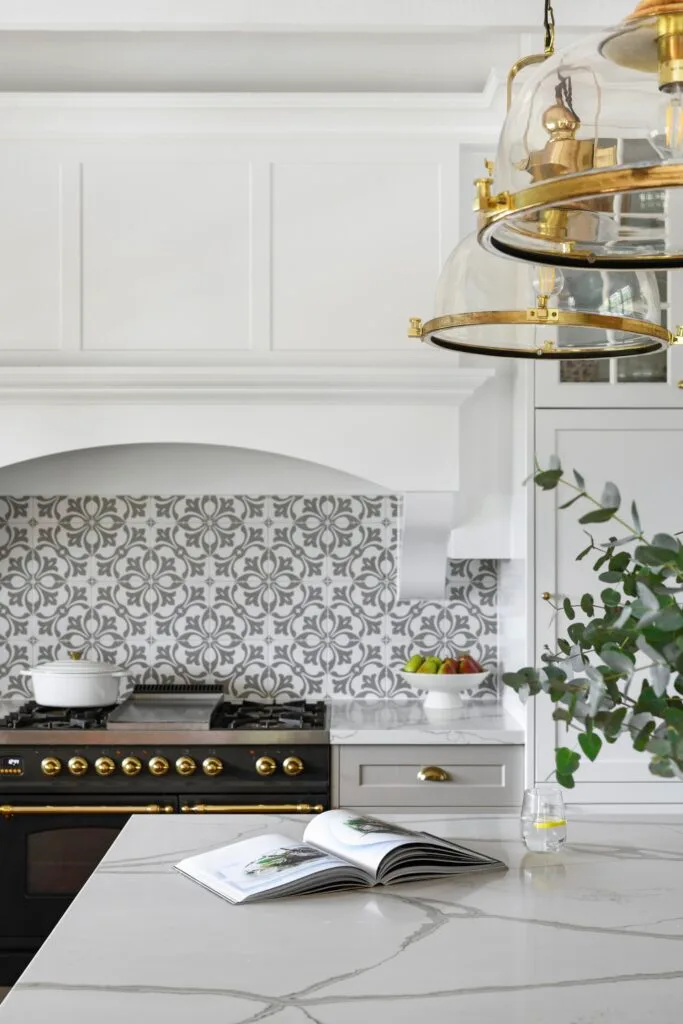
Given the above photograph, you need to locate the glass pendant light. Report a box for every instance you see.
[409,231,668,358]
[477,0,683,270]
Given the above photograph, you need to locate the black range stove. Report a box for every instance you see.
[0,686,330,985]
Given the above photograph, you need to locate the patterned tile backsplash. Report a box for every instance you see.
[0,495,498,701]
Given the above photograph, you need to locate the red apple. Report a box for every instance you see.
[457,655,483,674]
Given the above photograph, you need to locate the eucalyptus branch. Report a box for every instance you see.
[505,459,683,787]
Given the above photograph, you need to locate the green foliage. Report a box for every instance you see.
[502,459,683,789]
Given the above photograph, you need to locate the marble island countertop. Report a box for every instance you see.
[329,699,524,744]
[4,812,683,1024]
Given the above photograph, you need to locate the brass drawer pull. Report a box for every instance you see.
[0,804,175,817]
[417,766,450,783]
[181,803,324,814]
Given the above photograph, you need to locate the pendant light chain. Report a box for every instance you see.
[543,0,555,55]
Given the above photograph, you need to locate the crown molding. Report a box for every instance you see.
[0,83,507,137]
[0,1,631,33]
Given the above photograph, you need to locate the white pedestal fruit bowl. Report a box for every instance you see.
[400,671,488,710]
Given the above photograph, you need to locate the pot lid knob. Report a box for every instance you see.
[67,651,83,661]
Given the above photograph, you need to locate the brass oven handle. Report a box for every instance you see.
[181,803,325,814]
[0,804,175,816]
[417,766,450,783]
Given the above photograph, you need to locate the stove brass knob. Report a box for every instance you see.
[202,757,223,777]
[255,756,277,777]
[41,756,62,777]
[282,756,304,777]
[121,756,142,777]
[148,756,169,777]
[67,756,89,777]
[175,756,196,777]
[94,756,116,777]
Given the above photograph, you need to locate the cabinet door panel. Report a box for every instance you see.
[271,162,440,351]
[82,162,251,351]
[0,161,62,351]
[535,409,682,800]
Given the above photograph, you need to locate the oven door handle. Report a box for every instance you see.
[0,804,175,817]
[181,803,324,814]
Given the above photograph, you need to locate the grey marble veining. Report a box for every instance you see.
[329,698,524,744]
[4,813,683,1024]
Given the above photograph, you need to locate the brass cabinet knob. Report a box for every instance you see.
[148,756,169,777]
[41,757,62,777]
[202,757,223,777]
[121,756,142,777]
[255,756,277,777]
[175,756,196,777]
[282,756,304,777]
[67,756,88,777]
[417,765,450,783]
[94,756,116,777]
[542,592,552,601]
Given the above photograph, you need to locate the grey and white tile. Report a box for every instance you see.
[0,495,499,700]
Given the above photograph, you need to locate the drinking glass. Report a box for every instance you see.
[520,784,567,853]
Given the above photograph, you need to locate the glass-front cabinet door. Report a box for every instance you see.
[535,140,683,408]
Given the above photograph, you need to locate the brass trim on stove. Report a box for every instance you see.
[181,803,324,814]
[0,804,175,817]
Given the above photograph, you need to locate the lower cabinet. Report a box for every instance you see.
[332,745,524,811]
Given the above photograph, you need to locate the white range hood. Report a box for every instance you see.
[0,361,508,597]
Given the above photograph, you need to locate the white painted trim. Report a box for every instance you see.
[0,365,494,405]
[0,85,507,138]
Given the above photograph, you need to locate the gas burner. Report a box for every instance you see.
[212,700,327,731]
[0,702,112,730]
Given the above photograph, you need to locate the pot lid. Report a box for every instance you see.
[30,651,123,675]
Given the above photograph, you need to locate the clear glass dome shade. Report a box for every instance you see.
[418,232,668,359]
[478,6,683,269]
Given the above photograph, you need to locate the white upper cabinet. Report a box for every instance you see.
[82,161,252,351]
[271,161,442,352]
[0,158,64,351]
[534,408,683,804]
[0,98,484,365]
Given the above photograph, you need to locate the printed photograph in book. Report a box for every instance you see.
[175,810,507,905]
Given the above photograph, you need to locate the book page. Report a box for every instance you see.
[304,811,429,879]
[175,834,350,903]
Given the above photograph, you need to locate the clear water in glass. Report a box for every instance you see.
[520,784,567,853]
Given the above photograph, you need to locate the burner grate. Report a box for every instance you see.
[212,699,327,731]
[0,702,113,730]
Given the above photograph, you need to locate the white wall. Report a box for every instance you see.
[0,443,388,495]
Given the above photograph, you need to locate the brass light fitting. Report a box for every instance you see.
[476,0,683,271]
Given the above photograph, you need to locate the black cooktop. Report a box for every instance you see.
[0,697,327,732]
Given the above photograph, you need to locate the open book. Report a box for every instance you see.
[174,809,506,904]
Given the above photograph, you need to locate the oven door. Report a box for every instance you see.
[0,793,177,977]
[180,795,327,814]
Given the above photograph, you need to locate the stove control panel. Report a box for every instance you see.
[5,745,329,791]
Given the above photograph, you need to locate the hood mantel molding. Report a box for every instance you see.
[0,364,494,405]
